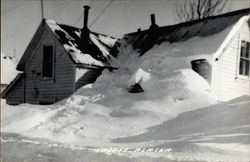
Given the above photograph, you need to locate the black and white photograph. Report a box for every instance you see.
[1,0,250,161]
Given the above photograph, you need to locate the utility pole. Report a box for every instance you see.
[41,0,44,20]
[13,48,16,59]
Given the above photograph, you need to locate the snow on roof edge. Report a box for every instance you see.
[213,15,250,60]
[45,19,118,68]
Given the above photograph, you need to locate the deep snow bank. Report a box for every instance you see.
[6,21,245,146]
[1,67,215,146]
[1,32,248,161]
[2,96,249,161]
[1,25,222,146]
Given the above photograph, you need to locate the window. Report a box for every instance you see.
[239,41,250,76]
[42,45,54,78]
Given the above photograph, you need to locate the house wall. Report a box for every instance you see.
[6,78,25,105]
[23,24,76,104]
[211,21,250,101]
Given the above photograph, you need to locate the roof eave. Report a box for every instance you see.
[16,19,46,71]
[1,73,24,98]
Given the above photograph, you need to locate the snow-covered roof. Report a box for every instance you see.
[16,19,118,71]
[1,53,19,85]
[115,8,249,60]
[45,20,118,67]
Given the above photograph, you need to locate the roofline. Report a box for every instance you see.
[46,19,119,40]
[16,19,46,71]
[44,21,117,68]
[1,73,24,98]
[213,15,250,61]
[17,19,120,71]
[45,20,79,65]
[127,8,250,36]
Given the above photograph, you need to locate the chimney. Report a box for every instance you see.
[149,14,159,30]
[151,14,156,26]
[137,28,141,32]
[83,5,91,29]
[81,5,91,40]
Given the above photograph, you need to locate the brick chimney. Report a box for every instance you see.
[149,14,159,30]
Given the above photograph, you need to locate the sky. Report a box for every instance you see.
[1,0,249,60]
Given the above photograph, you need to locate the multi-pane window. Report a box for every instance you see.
[42,45,54,78]
[239,41,250,76]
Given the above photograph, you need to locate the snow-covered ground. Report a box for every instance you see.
[1,64,249,161]
[2,95,249,161]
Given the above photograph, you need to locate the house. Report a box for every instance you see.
[113,8,250,101]
[2,7,249,104]
[2,6,118,105]
[1,54,19,93]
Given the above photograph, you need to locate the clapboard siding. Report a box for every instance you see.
[21,23,76,104]
[6,78,25,105]
[211,21,250,101]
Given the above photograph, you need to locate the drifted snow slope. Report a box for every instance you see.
[2,68,215,145]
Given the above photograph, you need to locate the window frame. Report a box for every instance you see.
[41,44,55,80]
[237,40,250,79]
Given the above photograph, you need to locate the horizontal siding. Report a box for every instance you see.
[211,21,250,101]
[7,79,25,105]
[15,24,76,104]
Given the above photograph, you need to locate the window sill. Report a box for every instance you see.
[236,75,249,80]
[41,77,55,82]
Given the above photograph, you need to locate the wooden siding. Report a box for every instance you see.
[6,78,25,105]
[18,23,76,104]
[211,21,250,101]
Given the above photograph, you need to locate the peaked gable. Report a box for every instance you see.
[16,19,118,71]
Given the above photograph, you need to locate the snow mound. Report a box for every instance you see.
[129,68,151,85]
[1,67,215,146]
[1,53,19,84]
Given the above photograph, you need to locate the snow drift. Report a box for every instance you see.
[2,65,215,146]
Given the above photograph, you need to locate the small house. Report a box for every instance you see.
[117,8,250,101]
[2,7,249,104]
[2,6,117,105]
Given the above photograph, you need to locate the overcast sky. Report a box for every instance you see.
[1,0,249,60]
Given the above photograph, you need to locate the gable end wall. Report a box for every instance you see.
[23,24,76,104]
[211,21,250,101]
